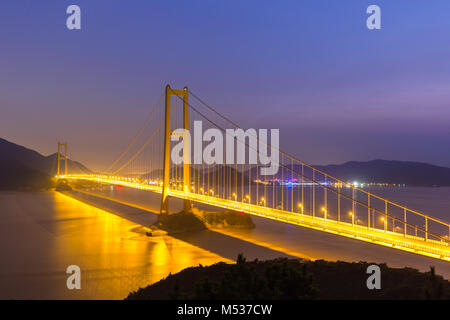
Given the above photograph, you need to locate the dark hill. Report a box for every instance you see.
[0,138,90,175]
[144,160,450,187]
[315,159,450,186]
[246,159,450,187]
[0,161,53,190]
[0,137,90,190]
[126,257,450,300]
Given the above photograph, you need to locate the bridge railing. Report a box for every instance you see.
[57,87,450,258]
[171,90,450,247]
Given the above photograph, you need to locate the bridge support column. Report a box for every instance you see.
[57,142,68,176]
[160,85,192,214]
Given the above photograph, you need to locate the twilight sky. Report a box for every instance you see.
[1,0,450,170]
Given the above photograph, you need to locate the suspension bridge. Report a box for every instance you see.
[57,85,450,262]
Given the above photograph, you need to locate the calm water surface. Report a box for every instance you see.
[0,191,231,299]
[0,186,449,299]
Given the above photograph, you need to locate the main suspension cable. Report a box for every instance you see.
[104,93,164,173]
[110,119,164,175]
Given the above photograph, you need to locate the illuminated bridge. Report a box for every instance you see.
[57,85,450,262]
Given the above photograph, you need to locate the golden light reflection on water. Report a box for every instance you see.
[49,192,231,299]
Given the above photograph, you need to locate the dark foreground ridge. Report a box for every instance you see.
[127,256,450,300]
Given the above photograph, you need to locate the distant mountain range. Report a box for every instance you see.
[147,159,450,187]
[314,159,450,186]
[248,159,450,187]
[1,136,450,190]
[241,159,450,187]
[0,138,90,190]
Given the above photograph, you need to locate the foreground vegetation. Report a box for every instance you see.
[127,256,450,300]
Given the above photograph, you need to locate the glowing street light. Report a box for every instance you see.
[381,216,387,232]
[260,197,266,206]
[321,207,327,219]
[298,203,303,214]
[349,211,354,226]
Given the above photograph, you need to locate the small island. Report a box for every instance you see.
[150,208,255,235]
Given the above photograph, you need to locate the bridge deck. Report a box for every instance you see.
[60,174,450,262]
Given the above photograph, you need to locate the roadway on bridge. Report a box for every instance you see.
[68,187,450,279]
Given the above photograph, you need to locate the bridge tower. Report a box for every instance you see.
[57,142,68,176]
[160,85,192,214]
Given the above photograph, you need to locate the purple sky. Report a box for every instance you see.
[1,0,450,170]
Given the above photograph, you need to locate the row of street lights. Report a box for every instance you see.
[190,185,390,232]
